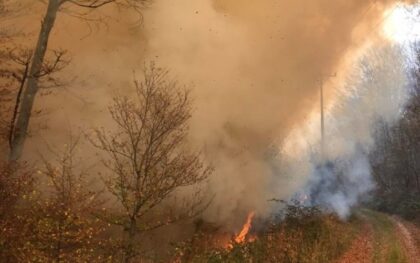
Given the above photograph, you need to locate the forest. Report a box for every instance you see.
[0,0,419,262]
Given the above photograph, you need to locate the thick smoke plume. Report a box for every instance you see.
[4,0,416,227]
[287,44,413,218]
[142,0,413,226]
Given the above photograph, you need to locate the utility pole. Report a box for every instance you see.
[319,73,336,161]
[320,78,325,160]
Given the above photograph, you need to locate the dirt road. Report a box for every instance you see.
[337,210,419,263]
[392,216,419,263]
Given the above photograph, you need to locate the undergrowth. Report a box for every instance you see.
[175,205,360,263]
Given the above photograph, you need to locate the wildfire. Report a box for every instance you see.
[234,211,256,244]
[213,211,257,250]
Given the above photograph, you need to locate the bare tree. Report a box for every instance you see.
[91,64,211,262]
[8,0,150,161]
[0,48,69,154]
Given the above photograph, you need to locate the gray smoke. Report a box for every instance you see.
[288,43,414,218]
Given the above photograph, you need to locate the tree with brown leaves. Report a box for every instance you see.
[19,136,109,262]
[0,162,34,261]
[91,64,212,262]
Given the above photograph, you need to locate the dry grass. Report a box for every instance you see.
[175,206,361,263]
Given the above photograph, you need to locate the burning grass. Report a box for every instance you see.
[173,205,362,263]
[233,212,256,244]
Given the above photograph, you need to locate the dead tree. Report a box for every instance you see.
[8,0,150,161]
[91,64,211,262]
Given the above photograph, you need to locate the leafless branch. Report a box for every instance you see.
[67,0,114,9]
[90,63,211,261]
[8,52,31,151]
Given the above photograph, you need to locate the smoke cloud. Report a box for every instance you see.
[141,0,413,225]
[4,0,417,227]
[289,44,413,218]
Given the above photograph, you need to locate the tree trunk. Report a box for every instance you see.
[9,0,60,161]
[122,219,137,263]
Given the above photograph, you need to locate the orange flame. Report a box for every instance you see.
[234,211,256,244]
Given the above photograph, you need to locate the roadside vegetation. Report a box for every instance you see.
[175,205,361,263]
